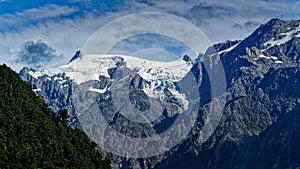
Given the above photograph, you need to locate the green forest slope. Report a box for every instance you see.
[0,64,111,169]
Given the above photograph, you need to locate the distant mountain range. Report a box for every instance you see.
[20,18,300,169]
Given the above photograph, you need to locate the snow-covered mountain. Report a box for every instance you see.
[20,18,300,169]
[34,53,192,84]
[20,52,201,125]
[27,53,193,100]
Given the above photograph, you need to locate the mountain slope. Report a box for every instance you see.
[0,64,111,168]
[156,67,300,169]
[151,18,300,169]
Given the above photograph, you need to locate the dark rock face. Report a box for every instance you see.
[98,75,111,89]
[20,18,300,169]
[69,50,83,63]
[130,74,149,90]
[183,55,192,62]
[129,89,151,112]
[259,68,300,98]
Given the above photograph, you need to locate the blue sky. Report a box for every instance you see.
[0,0,122,15]
[0,0,299,70]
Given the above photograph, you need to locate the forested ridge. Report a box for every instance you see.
[0,64,111,169]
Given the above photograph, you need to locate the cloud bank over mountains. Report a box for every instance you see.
[0,0,299,70]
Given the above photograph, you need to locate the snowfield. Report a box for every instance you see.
[37,54,193,85]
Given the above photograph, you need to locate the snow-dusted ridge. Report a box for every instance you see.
[28,70,44,79]
[264,26,300,48]
[35,54,193,85]
[218,42,240,54]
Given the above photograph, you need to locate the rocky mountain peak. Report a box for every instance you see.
[227,19,300,57]
[69,50,83,63]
